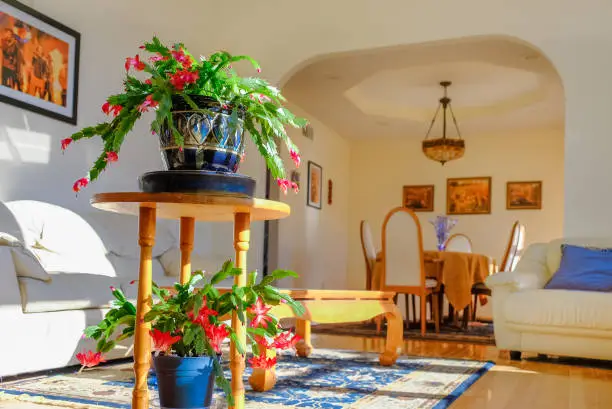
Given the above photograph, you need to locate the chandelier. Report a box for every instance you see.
[422,81,465,165]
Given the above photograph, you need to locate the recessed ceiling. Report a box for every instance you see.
[283,37,564,139]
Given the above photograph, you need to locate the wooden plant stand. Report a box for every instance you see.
[92,192,290,409]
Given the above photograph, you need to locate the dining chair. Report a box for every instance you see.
[444,233,473,253]
[471,221,525,320]
[360,220,378,290]
[382,207,440,335]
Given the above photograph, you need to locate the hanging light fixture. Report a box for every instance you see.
[422,81,465,165]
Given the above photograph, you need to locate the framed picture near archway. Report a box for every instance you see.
[0,0,80,124]
[447,177,491,215]
[402,185,434,212]
[507,181,542,210]
[307,161,322,209]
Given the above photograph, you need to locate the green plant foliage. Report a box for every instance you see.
[66,37,307,186]
[81,261,304,405]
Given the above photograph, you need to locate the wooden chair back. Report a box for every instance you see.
[381,207,426,293]
[444,233,473,253]
[360,220,378,290]
[500,221,526,272]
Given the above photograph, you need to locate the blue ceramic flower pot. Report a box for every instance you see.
[153,354,215,409]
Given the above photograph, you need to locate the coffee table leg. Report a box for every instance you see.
[179,217,195,285]
[132,205,156,409]
[230,212,249,409]
[380,301,402,366]
[295,319,313,357]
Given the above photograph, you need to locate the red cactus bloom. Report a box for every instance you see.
[247,298,273,328]
[102,101,111,114]
[289,150,301,168]
[61,138,72,150]
[149,54,167,63]
[76,350,106,368]
[254,336,270,349]
[271,331,301,350]
[129,280,137,285]
[138,45,146,50]
[105,151,118,162]
[188,302,218,327]
[111,105,122,117]
[256,67,261,73]
[138,95,159,113]
[291,182,299,193]
[205,323,230,353]
[169,70,199,91]
[144,79,152,85]
[125,54,145,71]
[73,178,89,192]
[276,178,290,195]
[150,329,181,353]
[171,49,193,69]
[248,355,277,369]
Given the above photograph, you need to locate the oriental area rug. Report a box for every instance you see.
[0,349,493,409]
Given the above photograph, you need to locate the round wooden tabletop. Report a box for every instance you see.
[91,192,290,222]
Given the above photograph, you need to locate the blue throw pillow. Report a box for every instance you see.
[545,244,612,292]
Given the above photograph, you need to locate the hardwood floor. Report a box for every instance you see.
[1,334,612,408]
[311,334,612,409]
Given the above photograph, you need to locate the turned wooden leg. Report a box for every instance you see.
[248,345,277,392]
[432,293,440,333]
[420,294,427,336]
[411,295,417,325]
[179,217,195,285]
[295,318,313,357]
[230,213,250,409]
[472,293,478,321]
[380,301,402,366]
[132,205,156,409]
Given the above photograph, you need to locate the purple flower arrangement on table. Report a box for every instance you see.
[430,215,458,251]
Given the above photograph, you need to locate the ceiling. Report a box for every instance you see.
[283,37,564,139]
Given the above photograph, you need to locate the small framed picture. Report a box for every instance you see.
[0,0,81,124]
[307,161,322,209]
[507,181,542,210]
[402,185,434,212]
[447,177,492,215]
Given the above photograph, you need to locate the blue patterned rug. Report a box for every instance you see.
[0,349,493,408]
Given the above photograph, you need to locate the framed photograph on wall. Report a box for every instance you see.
[507,181,542,210]
[307,161,322,209]
[447,177,491,215]
[0,0,80,124]
[402,185,434,212]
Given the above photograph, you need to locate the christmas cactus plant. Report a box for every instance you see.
[76,261,304,405]
[62,36,306,193]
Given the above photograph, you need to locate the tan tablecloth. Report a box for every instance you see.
[425,250,490,311]
[371,250,490,311]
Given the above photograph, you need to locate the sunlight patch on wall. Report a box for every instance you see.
[5,126,51,164]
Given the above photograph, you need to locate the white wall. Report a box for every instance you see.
[0,0,266,272]
[275,105,351,289]
[347,129,564,290]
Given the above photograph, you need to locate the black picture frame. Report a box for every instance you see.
[307,161,322,209]
[0,0,80,124]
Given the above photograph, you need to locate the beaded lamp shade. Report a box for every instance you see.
[421,81,465,165]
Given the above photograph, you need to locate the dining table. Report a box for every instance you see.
[372,249,491,316]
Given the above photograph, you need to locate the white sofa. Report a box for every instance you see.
[487,238,612,361]
[0,200,228,377]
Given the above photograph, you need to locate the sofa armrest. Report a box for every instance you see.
[486,269,547,290]
[486,243,550,290]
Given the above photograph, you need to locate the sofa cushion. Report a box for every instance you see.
[108,254,166,282]
[84,212,176,258]
[545,245,612,292]
[546,238,612,275]
[504,289,612,331]
[18,274,120,313]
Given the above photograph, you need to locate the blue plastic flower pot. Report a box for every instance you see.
[153,355,215,409]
